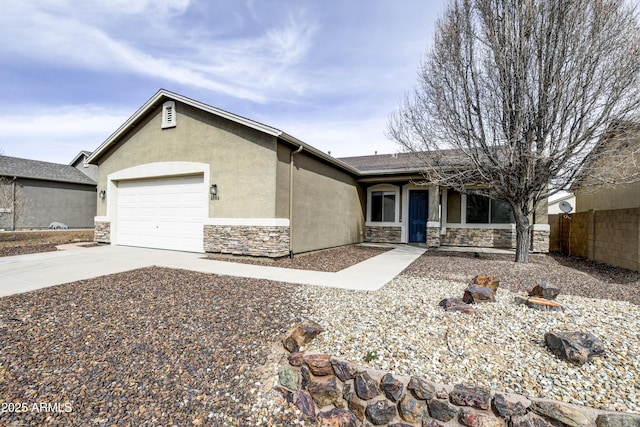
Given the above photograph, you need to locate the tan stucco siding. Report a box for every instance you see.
[290,152,365,253]
[275,143,292,219]
[576,184,640,212]
[96,102,278,218]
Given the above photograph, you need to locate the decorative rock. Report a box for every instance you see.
[304,353,334,376]
[408,376,436,400]
[332,357,358,381]
[355,371,380,400]
[428,399,458,422]
[544,331,605,365]
[596,414,640,427]
[343,382,366,421]
[389,423,414,427]
[274,385,294,403]
[530,401,590,427]
[295,390,316,417]
[510,414,555,427]
[283,320,324,353]
[301,365,310,389]
[365,400,397,425]
[438,298,475,314]
[436,388,449,400]
[528,283,561,300]
[458,408,504,427]
[380,373,404,402]
[422,418,446,427]
[278,363,300,391]
[514,296,563,312]
[463,284,496,304]
[449,385,491,410]
[492,393,528,418]
[288,351,305,367]
[317,407,358,427]
[308,376,343,408]
[398,394,430,423]
[472,274,500,292]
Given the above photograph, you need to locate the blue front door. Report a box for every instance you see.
[409,190,428,243]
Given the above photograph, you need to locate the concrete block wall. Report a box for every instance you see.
[550,208,640,272]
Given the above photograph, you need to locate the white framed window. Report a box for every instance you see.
[366,184,400,224]
[161,101,177,129]
[444,189,514,226]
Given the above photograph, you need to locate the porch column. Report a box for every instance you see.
[426,185,441,247]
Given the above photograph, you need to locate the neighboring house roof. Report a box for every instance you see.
[69,150,93,167]
[0,155,97,185]
[86,89,361,176]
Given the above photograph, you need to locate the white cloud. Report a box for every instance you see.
[0,1,317,103]
[0,107,129,163]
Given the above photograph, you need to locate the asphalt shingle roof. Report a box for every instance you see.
[0,155,97,185]
[338,152,424,172]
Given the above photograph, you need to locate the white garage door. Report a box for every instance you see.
[116,175,206,252]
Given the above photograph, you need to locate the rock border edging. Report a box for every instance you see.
[276,321,640,427]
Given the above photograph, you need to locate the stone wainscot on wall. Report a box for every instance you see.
[204,224,290,258]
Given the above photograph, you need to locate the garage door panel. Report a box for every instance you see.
[116,175,206,252]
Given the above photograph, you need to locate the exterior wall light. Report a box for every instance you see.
[210,184,218,200]
[99,190,106,200]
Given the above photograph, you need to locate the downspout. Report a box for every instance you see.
[289,145,303,258]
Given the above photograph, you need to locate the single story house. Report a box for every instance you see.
[88,89,549,256]
[0,154,97,230]
[69,150,99,182]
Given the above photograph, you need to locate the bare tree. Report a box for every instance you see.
[387,0,640,263]
[0,177,31,237]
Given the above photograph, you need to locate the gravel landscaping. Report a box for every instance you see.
[206,244,390,272]
[0,268,309,426]
[296,251,640,414]
[0,230,94,257]
[1,247,639,425]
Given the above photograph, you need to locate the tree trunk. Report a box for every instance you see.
[513,208,531,263]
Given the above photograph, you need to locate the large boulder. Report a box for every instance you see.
[283,320,324,353]
[544,331,605,365]
[471,274,500,292]
[529,283,561,300]
[514,296,563,312]
[438,298,475,314]
[463,285,496,304]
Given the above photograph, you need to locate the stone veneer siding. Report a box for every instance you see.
[366,226,402,243]
[94,221,110,243]
[441,227,549,253]
[531,229,550,254]
[277,335,639,426]
[426,226,440,248]
[203,225,290,258]
[441,227,516,249]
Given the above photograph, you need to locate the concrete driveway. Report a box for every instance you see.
[0,244,426,297]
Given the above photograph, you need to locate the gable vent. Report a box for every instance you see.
[161,101,177,129]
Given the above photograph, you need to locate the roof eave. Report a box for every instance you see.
[278,133,362,176]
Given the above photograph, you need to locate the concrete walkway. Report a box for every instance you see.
[0,244,426,298]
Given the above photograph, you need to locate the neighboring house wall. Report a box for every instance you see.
[0,178,96,229]
[576,184,640,212]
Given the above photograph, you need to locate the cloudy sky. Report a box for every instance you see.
[0,0,445,164]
